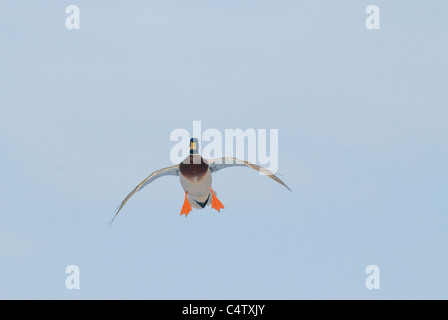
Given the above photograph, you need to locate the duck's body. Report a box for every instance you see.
[110,138,289,224]
[179,154,213,209]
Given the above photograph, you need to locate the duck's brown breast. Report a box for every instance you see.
[179,155,209,182]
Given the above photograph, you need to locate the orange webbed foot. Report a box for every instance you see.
[210,188,225,212]
[180,192,192,217]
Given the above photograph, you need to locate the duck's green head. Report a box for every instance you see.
[190,138,199,155]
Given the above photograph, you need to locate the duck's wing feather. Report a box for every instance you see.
[207,157,290,191]
[110,165,180,225]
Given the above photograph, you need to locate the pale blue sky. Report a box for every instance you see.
[1,1,447,299]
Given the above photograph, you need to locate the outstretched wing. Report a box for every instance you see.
[207,157,290,191]
[110,165,180,225]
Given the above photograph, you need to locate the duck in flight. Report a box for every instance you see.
[110,138,290,224]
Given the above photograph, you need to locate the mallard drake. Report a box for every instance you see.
[110,138,290,223]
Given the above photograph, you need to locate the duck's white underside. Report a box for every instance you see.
[180,169,213,209]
